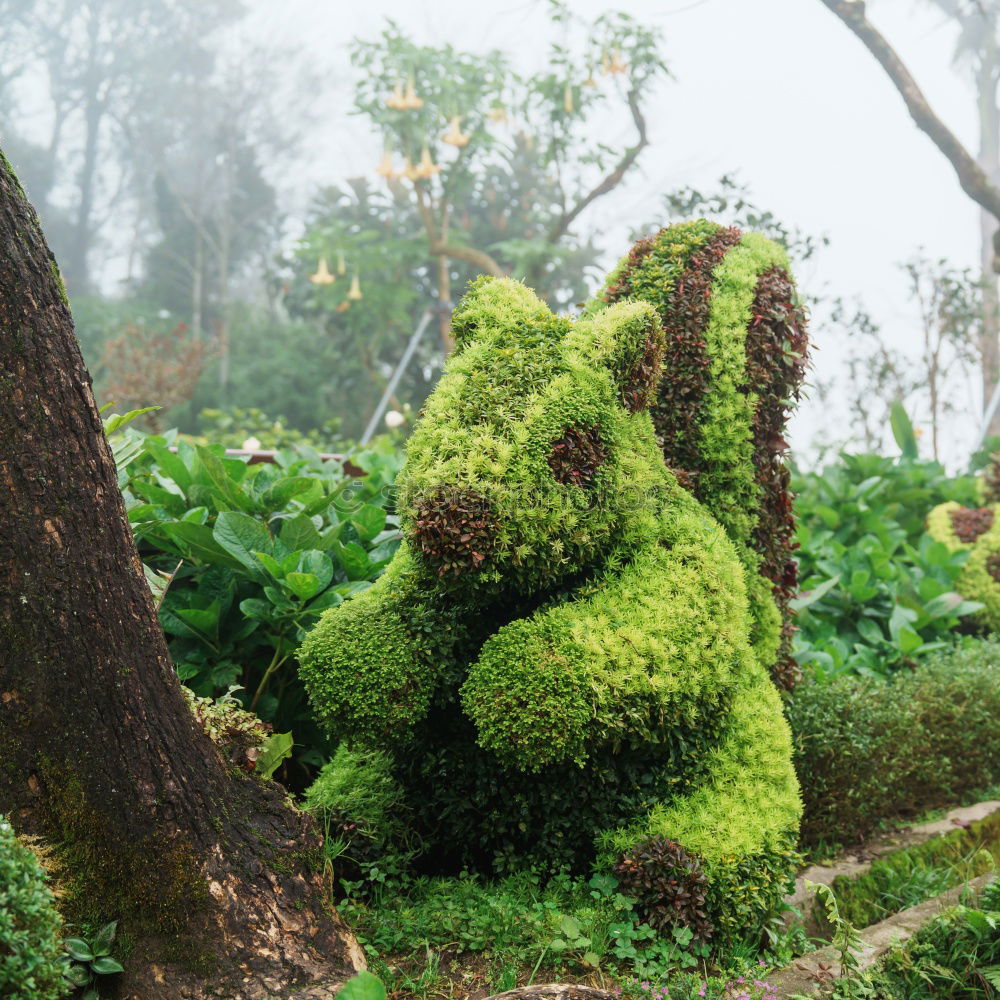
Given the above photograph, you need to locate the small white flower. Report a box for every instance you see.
[384,410,405,429]
[242,436,262,451]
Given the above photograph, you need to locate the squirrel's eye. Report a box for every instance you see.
[548,425,606,489]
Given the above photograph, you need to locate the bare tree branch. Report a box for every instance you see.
[820,0,1000,265]
[544,87,649,245]
[413,182,505,278]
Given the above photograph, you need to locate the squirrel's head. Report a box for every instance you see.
[396,276,669,596]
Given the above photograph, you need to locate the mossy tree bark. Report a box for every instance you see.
[0,151,363,997]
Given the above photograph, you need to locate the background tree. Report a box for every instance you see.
[818,0,1000,438]
[134,49,295,386]
[0,0,243,294]
[285,135,604,438]
[838,256,981,458]
[350,6,666,350]
[0,150,363,999]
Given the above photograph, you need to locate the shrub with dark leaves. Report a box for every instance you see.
[613,835,713,942]
[411,489,499,576]
[951,507,995,544]
[548,425,607,488]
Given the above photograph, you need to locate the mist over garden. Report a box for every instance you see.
[2,2,1000,999]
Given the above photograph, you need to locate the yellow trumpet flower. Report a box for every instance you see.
[337,251,346,276]
[309,257,335,285]
[563,83,574,114]
[607,49,628,75]
[402,156,420,182]
[347,275,363,301]
[442,115,470,147]
[488,104,509,123]
[385,79,405,110]
[335,300,351,313]
[403,74,424,110]
[416,145,440,179]
[375,151,397,179]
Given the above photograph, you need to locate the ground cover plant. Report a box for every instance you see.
[299,221,810,952]
[817,811,999,932]
[331,866,801,998]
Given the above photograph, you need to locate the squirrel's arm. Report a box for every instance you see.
[460,502,753,772]
[298,544,449,746]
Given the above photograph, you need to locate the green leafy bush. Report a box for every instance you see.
[119,434,403,781]
[0,817,68,1000]
[791,453,980,680]
[788,639,1000,849]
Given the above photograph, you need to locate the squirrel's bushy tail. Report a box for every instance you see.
[596,220,810,689]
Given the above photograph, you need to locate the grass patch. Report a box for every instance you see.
[817,812,1000,934]
[862,877,1000,999]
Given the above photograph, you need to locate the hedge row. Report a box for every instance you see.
[788,638,1000,849]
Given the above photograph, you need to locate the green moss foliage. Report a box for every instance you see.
[0,817,69,1000]
[597,222,808,690]
[300,227,806,946]
[788,639,1000,849]
[927,501,1000,631]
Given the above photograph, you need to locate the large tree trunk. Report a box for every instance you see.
[0,150,363,997]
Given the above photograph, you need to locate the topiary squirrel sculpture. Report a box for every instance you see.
[927,493,1000,633]
[300,220,809,945]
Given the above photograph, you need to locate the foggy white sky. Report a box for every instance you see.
[246,0,977,464]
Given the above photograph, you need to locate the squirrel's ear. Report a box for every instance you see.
[568,300,664,412]
[451,275,553,352]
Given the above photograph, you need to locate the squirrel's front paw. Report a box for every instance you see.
[299,591,434,745]
[460,617,591,771]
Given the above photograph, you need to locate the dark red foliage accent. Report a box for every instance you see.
[603,226,740,484]
[613,836,713,942]
[951,507,995,544]
[620,330,665,414]
[606,228,743,490]
[411,489,499,577]
[603,234,658,303]
[548,425,607,489]
[653,228,743,488]
[744,266,809,690]
[988,551,1000,584]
